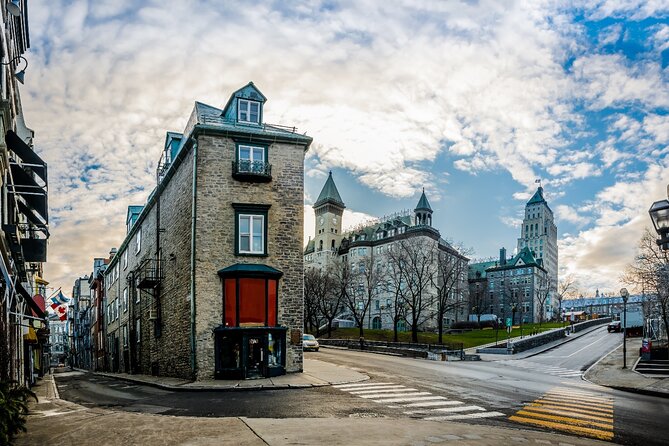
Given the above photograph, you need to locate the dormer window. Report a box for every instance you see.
[238,99,260,124]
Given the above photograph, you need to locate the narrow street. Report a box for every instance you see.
[53,327,668,445]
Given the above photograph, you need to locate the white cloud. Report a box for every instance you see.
[556,204,590,226]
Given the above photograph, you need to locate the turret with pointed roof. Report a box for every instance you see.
[414,188,433,226]
[314,171,345,209]
[309,172,345,258]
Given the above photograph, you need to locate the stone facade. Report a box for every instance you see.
[103,83,310,380]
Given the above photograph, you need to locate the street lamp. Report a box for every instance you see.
[620,288,629,369]
[649,186,669,250]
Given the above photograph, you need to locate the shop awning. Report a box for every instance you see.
[5,130,47,182]
[217,263,283,279]
[15,282,46,319]
[10,163,48,224]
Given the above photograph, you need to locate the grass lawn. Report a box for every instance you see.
[318,322,565,349]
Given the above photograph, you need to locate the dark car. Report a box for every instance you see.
[607,321,621,333]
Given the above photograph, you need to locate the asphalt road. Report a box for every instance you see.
[55,327,667,445]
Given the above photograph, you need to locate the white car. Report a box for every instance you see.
[302,334,319,352]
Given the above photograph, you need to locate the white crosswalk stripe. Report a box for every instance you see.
[498,360,583,378]
[334,381,505,421]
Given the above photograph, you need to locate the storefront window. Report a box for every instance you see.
[224,279,237,327]
[239,278,266,326]
[267,332,282,367]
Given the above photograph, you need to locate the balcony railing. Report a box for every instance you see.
[135,258,163,289]
[232,160,272,182]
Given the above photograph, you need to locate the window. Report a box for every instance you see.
[136,227,142,254]
[122,325,128,347]
[135,286,140,303]
[239,215,264,254]
[123,250,128,269]
[136,319,141,343]
[238,99,260,124]
[233,203,270,256]
[123,288,128,312]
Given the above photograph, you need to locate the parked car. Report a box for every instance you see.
[607,321,621,333]
[303,334,319,352]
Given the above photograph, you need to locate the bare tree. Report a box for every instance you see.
[304,267,325,335]
[339,252,381,338]
[555,274,577,321]
[433,244,471,344]
[385,249,409,342]
[536,276,552,326]
[622,228,669,339]
[388,238,437,343]
[468,279,487,327]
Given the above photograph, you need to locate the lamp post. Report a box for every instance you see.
[649,186,669,251]
[620,288,629,369]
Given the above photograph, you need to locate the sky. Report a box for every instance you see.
[21,0,669,297]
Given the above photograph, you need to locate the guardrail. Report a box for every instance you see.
[317,338,464,360]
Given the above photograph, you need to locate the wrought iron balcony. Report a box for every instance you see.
[135,258,163,289]
[232,160,272,183]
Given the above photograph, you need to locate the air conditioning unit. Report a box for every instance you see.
[148,310,158,320]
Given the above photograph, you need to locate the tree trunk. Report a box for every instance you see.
[437,315,443,344]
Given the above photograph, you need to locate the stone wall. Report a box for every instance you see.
[193,135,306,379]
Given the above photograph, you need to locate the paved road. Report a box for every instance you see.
[55,327,667,445]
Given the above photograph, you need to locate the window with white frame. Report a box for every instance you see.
[239,214,264,254]
[238,99,260,124]
[135,286,140,303]
[122,325,128,347]
[123,250,128,269]
[135,227,142,254]
[123,288,128,312]
[237,145,266,173]
[136,319,141,343]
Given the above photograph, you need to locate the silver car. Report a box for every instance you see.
[302,334,319,352]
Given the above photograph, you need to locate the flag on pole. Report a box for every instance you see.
[535,179,541,183]
[50,291,70,310]
[54,303,68,321]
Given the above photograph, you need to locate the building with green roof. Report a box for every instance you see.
[305,176,469,332]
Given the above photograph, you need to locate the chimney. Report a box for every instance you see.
[499,247,506,265]
[109,247,118,259]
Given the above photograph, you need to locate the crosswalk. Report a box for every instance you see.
[509,386,614,441]
[498,359,583,378]
[334,381,505,421]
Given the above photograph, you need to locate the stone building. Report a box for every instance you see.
[103,83,311,380]
[483,247,549,324]
[517,186,558,300]
[0,2,50,386]
[305,176,469,331]
[88,255,110,371]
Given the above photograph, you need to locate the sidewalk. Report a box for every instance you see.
[18,368,616,446]
[87,358,369,391]
[584,343,669,398]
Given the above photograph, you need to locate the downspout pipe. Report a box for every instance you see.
[189,140,198,379]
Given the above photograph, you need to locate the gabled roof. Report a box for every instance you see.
[468,260,496,280]
[527,186,546,205]
[222,82,267,114]
[415,189,432,212]
[314,172,345,209]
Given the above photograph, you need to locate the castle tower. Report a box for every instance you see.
[517,186,558,302]
[414,188,433,227]
[313,172,345,253]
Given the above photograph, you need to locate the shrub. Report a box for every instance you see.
[450,321,480,330]
[0,380,37,445]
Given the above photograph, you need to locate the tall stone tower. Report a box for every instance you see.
[517,186,558,298]
[313,172,345,253]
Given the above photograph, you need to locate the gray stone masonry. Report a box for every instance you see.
[194,135,305,379]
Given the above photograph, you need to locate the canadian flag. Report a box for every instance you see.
[54,304,68,321]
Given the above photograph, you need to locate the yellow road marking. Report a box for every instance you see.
[525,405,613,423]
[535,398,613,413]
[509,415,614,441]
[515,410,613,430]
[546,391,612,403]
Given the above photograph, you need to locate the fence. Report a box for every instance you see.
[317,338,464,360]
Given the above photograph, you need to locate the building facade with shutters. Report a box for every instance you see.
[102,83,311,380]
[0,3,50,386]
